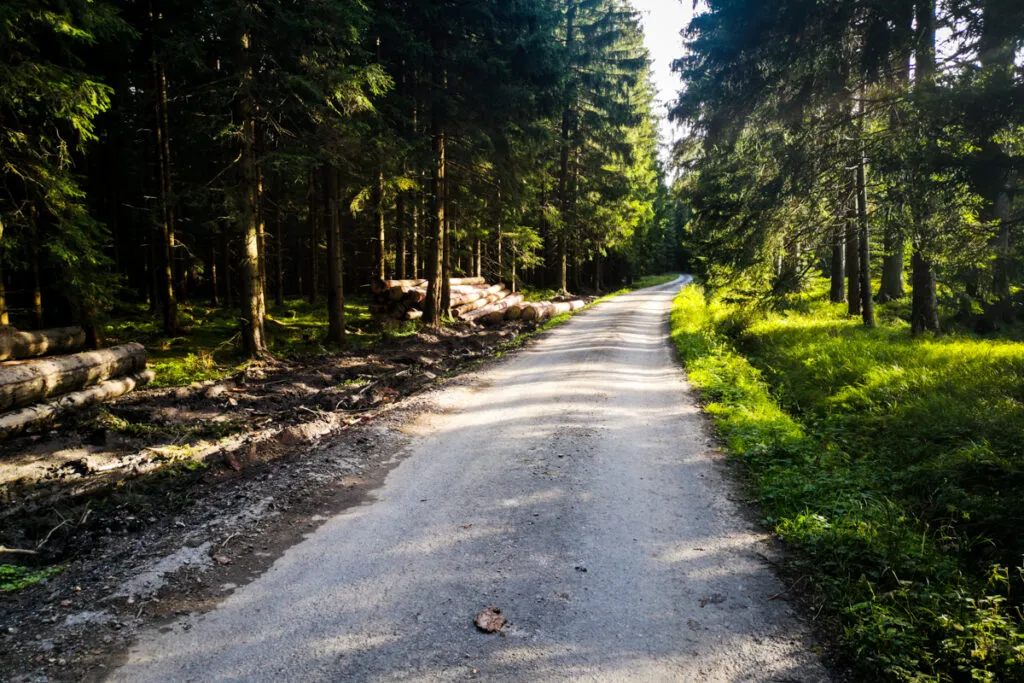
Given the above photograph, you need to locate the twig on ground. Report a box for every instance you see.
[0,546,38,555]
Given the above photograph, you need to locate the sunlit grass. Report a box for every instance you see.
[107,297,377,388]
[671,283,1024,681]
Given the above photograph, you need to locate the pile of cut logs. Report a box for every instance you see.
[0,327,153,439]
[371,278,586,325]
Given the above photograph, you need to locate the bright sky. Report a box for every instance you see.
[631,0,695,160]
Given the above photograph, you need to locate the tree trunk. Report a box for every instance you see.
[324,166,346,344]
[30,234,43,329]
[256,160,268,319]
[424,37,447,326]
[911,247,940,334]
[0,370,154,440]
[441,208,452,313]
[856,128,875,328]
[846,215,861,316]
[222,231,233,308]
[397,193,407,280]
[979,0,1015,317]
[149,6,178,334]
[556,3,577,293]
[307,169,320,305]
[237,26,268,358]
[0,326,86,362]
[210,245,219,306]
[0,262,8,326]
[0,343,146,412]
[877,229,905,302]
[376,165,387,282]
[830,226,846,303]
[274,185,284,307]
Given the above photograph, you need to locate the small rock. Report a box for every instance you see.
[474,607,507,633]
[205,384,229,399]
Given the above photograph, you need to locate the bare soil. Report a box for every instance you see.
[0,320,544,682]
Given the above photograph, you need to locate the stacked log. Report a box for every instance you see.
[519,300,586,321]
[0,328,152,439]
[371,278,586,326]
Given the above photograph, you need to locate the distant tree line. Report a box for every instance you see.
[0,0,683,357]
[673,0,1023,334]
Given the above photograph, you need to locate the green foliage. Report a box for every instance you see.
[0,563,63,593]
[671,283,1024,681]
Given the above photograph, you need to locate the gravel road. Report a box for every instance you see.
[109,277,829,682]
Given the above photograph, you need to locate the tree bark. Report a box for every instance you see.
[830,226,846,303]
[0,343,146,412]
[556,3,577,294]
[275,200,284,306]
[30,225,43,329]
[846,214,861,316]
[237,25,268,358]
[424,36,447,325]
[979,0,1015,317]
[210,245,219,306]
[877,230,905,302]
[149,4,178,334]
[376,164,387,282]
[911,0,941,335]
[222,230,233,308]
[256,158,268,318]
[911,247,940,334]
[0,370,154,440]
[0,262,8,326]
[0,327,86,362]
[307,170,320,305]
[324,166,346,344]
[856,126,875,328]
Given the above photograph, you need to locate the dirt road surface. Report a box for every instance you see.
[109,277,828,682]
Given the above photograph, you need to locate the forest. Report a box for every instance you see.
[671,0,1024,680]
[0,0,681,360]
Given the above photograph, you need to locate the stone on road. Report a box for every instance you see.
[110,277,828,682]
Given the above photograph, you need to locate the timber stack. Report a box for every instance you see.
[371,278,586,325]
[0,327,153,439]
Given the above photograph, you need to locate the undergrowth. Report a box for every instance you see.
[107,297,376,388]
[0,564,63,592]
[671,283,1024,682]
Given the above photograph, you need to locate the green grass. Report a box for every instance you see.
[107,297,377,388]
[629,272,680,289]
[671,282,1024,682]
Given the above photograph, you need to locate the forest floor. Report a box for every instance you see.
[0,274,676,682]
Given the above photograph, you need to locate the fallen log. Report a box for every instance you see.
[374,278,427,294]
[463,293,524,323]
[519,299,586,322]
[403,309,423,321]
[449,276,486,286]
[505,303,525,321]
[450,283,504,308]
[454,289,509,317]
[0,370,155,440]
[0,326,87,362]
[0,343,147,412]
[520,302,552,321]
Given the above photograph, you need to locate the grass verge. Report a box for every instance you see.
[670,282,1024,682]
